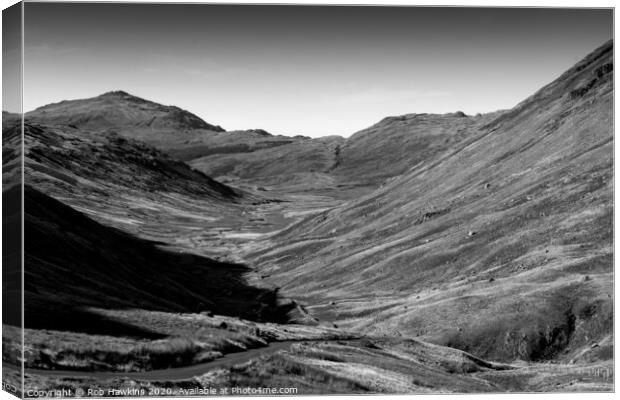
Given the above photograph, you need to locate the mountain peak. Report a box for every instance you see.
[100,90,131,97]
[26,91,226,133]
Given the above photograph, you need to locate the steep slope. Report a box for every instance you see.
[3,118,296,333]
[2,112,22,188]
[249,40,613,363]
[23,122,238,199]
[21,185,293,334]
[17,121,259,247]
[2,117,22,330]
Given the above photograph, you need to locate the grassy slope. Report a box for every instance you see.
[249,41,614,363]
[332,111,503,187]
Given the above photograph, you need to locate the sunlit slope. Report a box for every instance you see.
[331,111,503,187]
[250,40,613,363]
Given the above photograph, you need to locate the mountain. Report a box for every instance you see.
[25,91,502,198]
[248,40,614,364]
[27,90,225,132]
[25,92,332,192]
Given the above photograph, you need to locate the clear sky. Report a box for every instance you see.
[15,4,613,137]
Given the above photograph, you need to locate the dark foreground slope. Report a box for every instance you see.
[249,41,614,364]
[21,185,293,334]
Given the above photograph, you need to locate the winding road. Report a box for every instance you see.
[6,340,306,382]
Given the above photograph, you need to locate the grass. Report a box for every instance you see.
[10,308,351,373]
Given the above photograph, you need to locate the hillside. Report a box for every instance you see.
[248,40,614,364]
[3,118,298,330]
[22,185,294,332]
[331,111,504,187]
[16,121,263,244]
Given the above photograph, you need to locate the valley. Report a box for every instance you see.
[1,40,614,394]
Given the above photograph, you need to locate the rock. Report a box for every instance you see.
[468,231,477,237]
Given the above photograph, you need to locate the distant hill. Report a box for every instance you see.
[26,90,225,132]
[331,111,506,187]
[25,91,506,196]
[249,40,614,364]
[24,92,331,191]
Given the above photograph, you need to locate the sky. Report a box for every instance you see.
[11,3,614,137]
[2,2,21,113]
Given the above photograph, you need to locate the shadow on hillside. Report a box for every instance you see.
[3,185,294,338]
